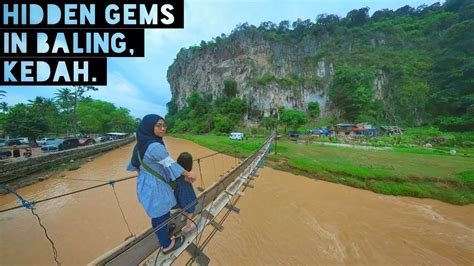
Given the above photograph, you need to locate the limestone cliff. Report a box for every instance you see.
[167,29,387,121]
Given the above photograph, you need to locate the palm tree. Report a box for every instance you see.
[0,102,8,113]
[28,96,57,113]
[28,96,46,106]
[0,90,6,99]
[55,86,98,136]
[55,88,74,111]
[55,88,75,135]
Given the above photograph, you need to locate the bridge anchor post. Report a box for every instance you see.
[225,203,240,214]
[185,243,210,266]
[243,183,254,188]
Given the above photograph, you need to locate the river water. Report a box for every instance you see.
[1,137,473,265]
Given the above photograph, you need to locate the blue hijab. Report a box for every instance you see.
[131,114,165,168]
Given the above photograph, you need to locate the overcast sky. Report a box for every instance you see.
[2,0,442,119]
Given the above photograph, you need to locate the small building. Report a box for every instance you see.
[335,123,355,136]
[287,130,301,141]
[353,122,377,137]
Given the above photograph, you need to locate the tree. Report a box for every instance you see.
[28,96,63,134]
[261,116,277,132]
[110,107,137,133]
[55,88,75,135]
[292,19,312,30]
[431,19,474,130]
[292,18,312,29]
[307,102,321,119]
[166,101,178,116]
[231,22,251,34]
[227,98,247,122]
[186,91,210,117]
[316,14,340,32]
[371,9,394,21]
[55,86,98,135]
[329,65,374,121]
[0,102,8,113]
[394,5,416,16]
[214,96,246,122]
[214,114,234,133]
[259,21,277,30]
[278,20,291,32]
[0,90,6,99]
[76,99,137,134]
[344,7,370,27]
[4,104,48,147]
[280,109,308,131]
[76,99,115,133]
[223,79,238,98]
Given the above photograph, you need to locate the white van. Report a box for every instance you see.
[229,132,244,141]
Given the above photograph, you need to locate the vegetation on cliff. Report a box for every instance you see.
[166,90,247,134]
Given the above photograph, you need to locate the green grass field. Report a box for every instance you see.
[173,134,474,205]
[172,133,266,158]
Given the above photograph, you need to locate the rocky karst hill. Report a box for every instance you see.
[167,0,473,130]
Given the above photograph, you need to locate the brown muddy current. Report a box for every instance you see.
[1,137,473,265]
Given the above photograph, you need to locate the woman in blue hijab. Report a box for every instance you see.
[127,114,197,254]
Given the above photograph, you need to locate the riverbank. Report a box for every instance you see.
[0,137,135,191]
[173,134,474,205]
[1,137,473,265]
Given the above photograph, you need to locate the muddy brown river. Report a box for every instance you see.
[1,137,473,265]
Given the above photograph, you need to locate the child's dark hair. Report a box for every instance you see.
[177,152,193,171]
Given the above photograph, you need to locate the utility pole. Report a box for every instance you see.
[274,124,278,155]
[274,108,280,155]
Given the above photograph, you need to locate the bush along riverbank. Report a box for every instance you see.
[173,134,474,205]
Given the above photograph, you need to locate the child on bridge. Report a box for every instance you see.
[174,152,198,233]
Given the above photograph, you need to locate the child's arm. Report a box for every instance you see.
[183,170,197,183]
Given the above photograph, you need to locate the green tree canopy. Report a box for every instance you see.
[76,99,136,134]
[4,104,48,145]
[307,101,321,119]
[223,79,238,98]
[280,108,308,131]
[262,116,277,131]
[329,65,374,121]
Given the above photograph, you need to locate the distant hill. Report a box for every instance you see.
[167,0,473,131]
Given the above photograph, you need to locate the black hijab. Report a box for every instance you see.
[131,114,165,168]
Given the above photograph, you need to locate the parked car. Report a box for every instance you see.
[41,139,63,151]
[41,138,80,152]
[229,132,244,141]
[60,138,80,150]
[4,139,22,146]
[37,138,56,146]
[95,136,111,142]
[79,138,96,146]
[16,137,29,144]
